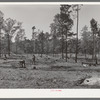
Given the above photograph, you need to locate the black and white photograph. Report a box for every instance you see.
[0,3,100,89]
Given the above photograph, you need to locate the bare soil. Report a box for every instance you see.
[0,54,100,88]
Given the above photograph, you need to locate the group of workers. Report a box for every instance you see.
[4,54,36,68]
[20,54,36,68]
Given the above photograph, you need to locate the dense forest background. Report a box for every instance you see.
[0,5,100,64]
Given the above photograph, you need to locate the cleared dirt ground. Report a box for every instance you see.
[0,54,100,88]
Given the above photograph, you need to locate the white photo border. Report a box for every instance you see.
[0,2,100,98]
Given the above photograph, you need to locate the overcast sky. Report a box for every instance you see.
[0,4,100,39]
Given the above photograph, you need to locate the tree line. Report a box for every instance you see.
[0,10,25,57]
[0,5,100,64]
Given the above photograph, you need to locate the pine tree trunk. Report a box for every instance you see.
[61,33,64,59]
[75,5,79,63]
[34,40,35,54]
[53,37,55,57]
[85,49,87,59]
[8,34,10,56]
[93,32,98,64]
[70,49,71,58]
[16,42,17,54]
[0,29,1,57]
[66,30,68,62]
[46,41,49,56]
[94,34,98,64]
[93,32,95,60]
[41,41,43,58]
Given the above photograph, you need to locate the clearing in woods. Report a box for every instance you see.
[0,54,100,88]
